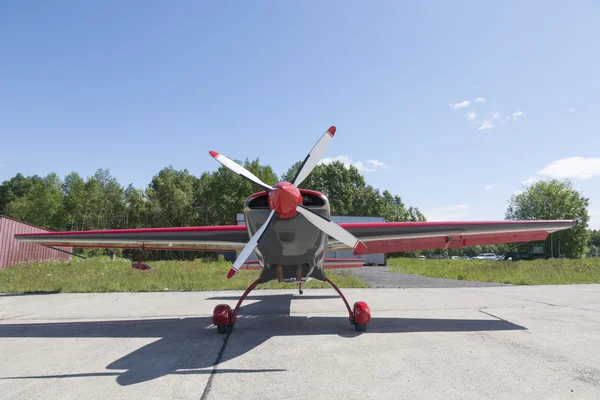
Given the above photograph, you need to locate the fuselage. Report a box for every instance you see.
[243,188,330,283]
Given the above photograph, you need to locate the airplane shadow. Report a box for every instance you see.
[0,293,526,386]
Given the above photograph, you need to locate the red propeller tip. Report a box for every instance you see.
[353,241,367,255]
[209,150,220,158]
[227,268,237,279]
[327,126,336,137]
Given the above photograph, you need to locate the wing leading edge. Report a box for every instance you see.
[331,220,576,254]
[14,225,249,252]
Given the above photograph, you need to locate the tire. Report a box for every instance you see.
[354,323,367,332]
[217,324,229,334]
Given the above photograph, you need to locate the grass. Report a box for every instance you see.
[0,256,368,294]
[388,257,600,285]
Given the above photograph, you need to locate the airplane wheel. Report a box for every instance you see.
[353,301,371,332]
[213,304,232,334]
[355,323,368,332]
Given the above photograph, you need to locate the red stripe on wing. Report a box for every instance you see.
[360,231,549,254]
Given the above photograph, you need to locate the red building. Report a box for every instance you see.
[0,216,71,268]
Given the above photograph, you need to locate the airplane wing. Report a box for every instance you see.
[330,220,576,254]
[14,225,249,252]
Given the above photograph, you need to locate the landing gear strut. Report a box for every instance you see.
[325,278,371,332]
[212,277,371,333]
[212,279,260,334]
[131,246,151,270]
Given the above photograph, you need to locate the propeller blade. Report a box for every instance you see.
[296,205,367,255]
[209,151,274,192]
[227,210,276,279]
[292,126,336,187]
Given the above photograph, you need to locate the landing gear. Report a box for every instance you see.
[298,282,304,295]
[131,246,151,270]
[352,301,371,332]
[325,278,371,332]
[212,277,371,333]
[212,279,260,334]
[212,304,232,333]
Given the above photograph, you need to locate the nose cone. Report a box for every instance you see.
[268,182,302,219]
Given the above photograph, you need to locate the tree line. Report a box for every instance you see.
[0,161,594,259]
[0,159,425,233]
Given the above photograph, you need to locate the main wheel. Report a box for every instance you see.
[213,304,233,334]
[353,301,371,332]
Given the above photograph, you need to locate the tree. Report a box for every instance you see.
[377,190,408,222]
[281,160,425,220]
[282,161,371,216]
[196,158,278,225]
[146,166,198,227]
[62,172,87,230]
[124,184,148,228]
[0,173,42,216]
[506,180,590,258]
[78,169,127,230]
[5,173,68,230]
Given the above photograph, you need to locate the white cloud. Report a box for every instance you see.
[491,112,500,120]
[450,100,470,110]
[477,120,494,131]
[426,204,470,221]
[465,111,477,120]
[511,111,523,120]
[475,97,486,103]
[537,157,600,180]
[568,108,576,113]
[484,184,494,190]
[319,155,386,173]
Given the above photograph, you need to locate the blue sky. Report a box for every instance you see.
[1,1,599,228]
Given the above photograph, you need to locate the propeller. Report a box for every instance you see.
[296,205,367,254]
[209,151,273,191]
[292,126,336,186]
[209,126,367,279]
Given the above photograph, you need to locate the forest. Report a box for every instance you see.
[1,159,596,259]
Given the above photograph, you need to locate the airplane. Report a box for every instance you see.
[14,126,575,333]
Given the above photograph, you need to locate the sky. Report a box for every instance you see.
[1,1,599,228]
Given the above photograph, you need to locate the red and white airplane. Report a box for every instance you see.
[15,126,574,333]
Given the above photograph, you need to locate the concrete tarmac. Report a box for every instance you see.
[1,285,600,399]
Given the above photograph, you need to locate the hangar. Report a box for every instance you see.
[0,216,72,268]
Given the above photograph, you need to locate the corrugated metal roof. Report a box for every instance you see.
[0,216,72,268]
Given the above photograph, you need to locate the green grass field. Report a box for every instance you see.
[0,257,368,294]
[388,257,600,285]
